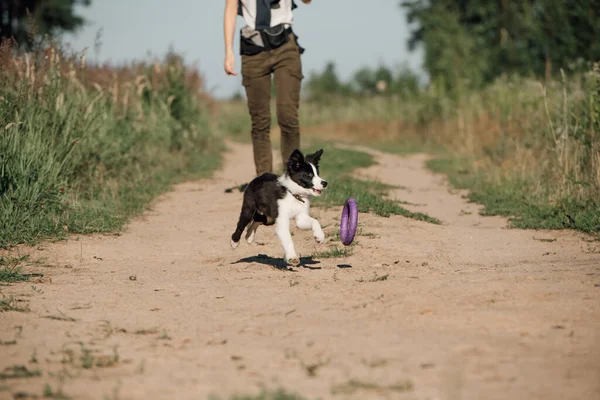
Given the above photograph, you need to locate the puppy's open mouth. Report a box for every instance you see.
[312,188,322,195]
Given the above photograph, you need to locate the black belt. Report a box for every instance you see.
[240,24,305,56]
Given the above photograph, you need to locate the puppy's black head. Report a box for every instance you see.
[286,149,327,195]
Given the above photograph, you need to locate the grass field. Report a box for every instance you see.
[217,65,600,236]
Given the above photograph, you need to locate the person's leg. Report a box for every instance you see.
[242,53,274,176]
[273,35,303,168]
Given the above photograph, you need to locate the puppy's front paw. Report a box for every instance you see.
[230,239,239,249]
[313,229,325,244]
[245,231,256,244]
[286,257,300,266]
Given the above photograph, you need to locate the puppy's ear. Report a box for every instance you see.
[287,149,304,173]
[305,149,323,166]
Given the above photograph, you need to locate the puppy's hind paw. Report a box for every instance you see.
[230,239,240,249]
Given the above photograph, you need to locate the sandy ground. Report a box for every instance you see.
[1,141,599,400]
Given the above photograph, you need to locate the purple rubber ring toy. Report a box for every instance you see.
[340,198,358,246]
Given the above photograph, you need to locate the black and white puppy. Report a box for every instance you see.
[230,149,328,266]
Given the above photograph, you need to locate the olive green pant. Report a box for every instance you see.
[241,34,303,176]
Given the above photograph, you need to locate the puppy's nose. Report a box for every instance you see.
[321,180,328,188]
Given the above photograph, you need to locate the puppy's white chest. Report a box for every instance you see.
[278,194,308,219]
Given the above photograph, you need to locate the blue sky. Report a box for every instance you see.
[64,0,424,99]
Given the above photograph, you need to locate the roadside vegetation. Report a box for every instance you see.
[0,36,222,249]
[218,1,600,235]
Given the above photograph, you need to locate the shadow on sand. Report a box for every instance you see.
[232,253,322,270]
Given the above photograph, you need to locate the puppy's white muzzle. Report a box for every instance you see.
[311,177,327,196]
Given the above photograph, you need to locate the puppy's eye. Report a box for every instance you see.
[307,172,313,178]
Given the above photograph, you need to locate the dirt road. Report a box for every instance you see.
[1,141,599,400]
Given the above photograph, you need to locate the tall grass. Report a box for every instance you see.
[217,65,599,234]
[0,38,222,248]
[419,69,600,233]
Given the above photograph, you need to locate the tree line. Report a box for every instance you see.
[402,0,599,89]
[0,0,90,45]
[306,0,599,99]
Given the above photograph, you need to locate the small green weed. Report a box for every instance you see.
[0,255,30,283]
[0,325,21,345]
[43,310,78,322]
[0,340,16,346]
[0,296,29,313]
[371,273,389,282]
[81,346,120,369]
[331,379,413,395]
[31,285,44,294]
[43,383,71,399]
[58,343,119,370]
[357,272,389,283]
[135,328,159,335]
[360,231,379,238]
[0,365,41,380]
[217,389,306,400]
[312,246,352,259]
[533,237,557,243]
[327,227,379,241]
[80,348,94,369]
[301,358,329,377]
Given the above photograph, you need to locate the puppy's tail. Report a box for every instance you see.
[231,199,255,248]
